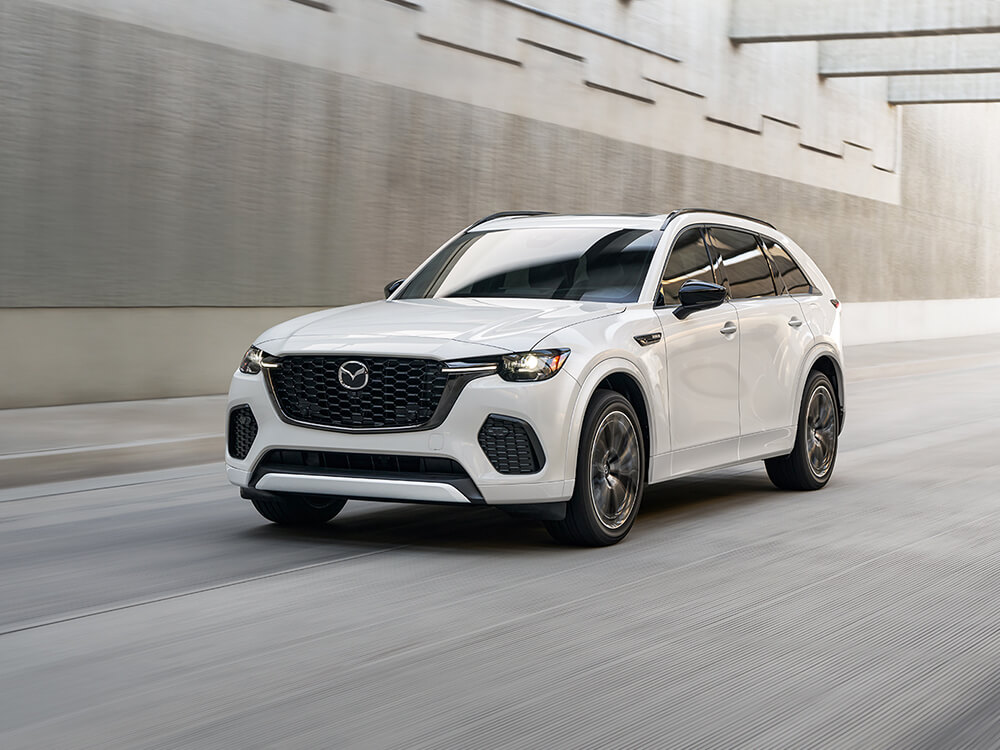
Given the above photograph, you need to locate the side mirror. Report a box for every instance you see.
[674,280,727,320]
[384,279,405,299]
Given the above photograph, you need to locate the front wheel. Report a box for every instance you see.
[250,493,347,527]
[765,370,839,491]
[545,390,646,546]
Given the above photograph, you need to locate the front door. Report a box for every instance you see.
[653,227,740,478]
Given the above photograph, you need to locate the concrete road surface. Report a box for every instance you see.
[1,356,999,748]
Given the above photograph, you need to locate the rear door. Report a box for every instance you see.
[705,227,814,459]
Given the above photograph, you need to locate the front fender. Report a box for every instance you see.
[562,357,659,492]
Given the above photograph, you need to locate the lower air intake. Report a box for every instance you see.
[228,406,258,460]
[478,415,544,474]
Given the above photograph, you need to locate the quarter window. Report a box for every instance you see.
[658,228,716,306]
[761,238,813,295]
[708,228,777,299]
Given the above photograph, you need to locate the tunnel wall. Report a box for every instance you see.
[2,0,999,406]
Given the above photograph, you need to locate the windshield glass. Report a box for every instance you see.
[397,227,661,303]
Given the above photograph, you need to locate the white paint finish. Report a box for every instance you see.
[731,296,815,439]
[225,355,583,504]
[666,437,742,479]
[226,213,845,506]
[655,304,741,455]
[739,426,796,461]
[255,297,622,357]
[841,298,1000,345]
[32,0,900,201]
[542,323,668,468]
[254,473,473,503]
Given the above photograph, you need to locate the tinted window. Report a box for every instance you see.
[761,238,813,295]
[658,228,716,306]
[708,227,777,299]
[397,227,660,303]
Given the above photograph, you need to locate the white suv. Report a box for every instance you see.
[227,210,844,546]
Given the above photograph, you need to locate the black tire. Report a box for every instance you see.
[545,390,646,546]
[765,370,839,491]
[251,493,348,527]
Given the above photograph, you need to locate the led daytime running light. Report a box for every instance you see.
[498,349,570,382]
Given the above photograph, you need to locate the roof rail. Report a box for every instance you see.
[466,210,553,230]
[659,208,775,230]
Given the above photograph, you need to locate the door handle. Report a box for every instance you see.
[720,322,737,336]
[788,317,804,328]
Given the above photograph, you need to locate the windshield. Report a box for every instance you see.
[397,227,661,303]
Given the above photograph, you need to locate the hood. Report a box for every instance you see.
[255,298,624,358]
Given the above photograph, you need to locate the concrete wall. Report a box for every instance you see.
[2,0,999,406]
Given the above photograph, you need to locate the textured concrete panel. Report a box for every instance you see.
[1,1,997,310]
[820,34,1000,77]
[889,73,1000,103]
[0,308,322,407]
[732,0,1000,43]
[2,0,1000,406]
[27,0,902,189]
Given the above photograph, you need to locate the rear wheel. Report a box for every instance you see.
[545,390,646,546]
[765,370,839,491]
[251,493,347,527]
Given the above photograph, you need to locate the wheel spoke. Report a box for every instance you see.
[819,400,833,429]
[815,437,827,465]
[609,423,621,451]
[609,476,624,513]
[593,429,609,460]
[617,442,636,473]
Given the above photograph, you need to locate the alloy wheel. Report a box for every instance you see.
[805,384,837,478]
[589,410,640,530]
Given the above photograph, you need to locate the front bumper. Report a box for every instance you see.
[225,367,580,505]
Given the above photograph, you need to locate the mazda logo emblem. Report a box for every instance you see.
[338,361,369,390]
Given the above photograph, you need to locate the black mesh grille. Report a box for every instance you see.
[228,406,258,460]
[268,357,448,429]
[478,415,543,474]
[256,449,469,479]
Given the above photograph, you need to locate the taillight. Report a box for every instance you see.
[830,298,840,308]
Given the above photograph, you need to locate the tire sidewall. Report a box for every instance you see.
[572,391,646,544]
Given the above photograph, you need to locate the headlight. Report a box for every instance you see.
[498,349,570,382]
[239,346,265,375]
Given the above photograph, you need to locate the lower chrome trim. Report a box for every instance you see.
[441,364,498,374]
[254,472,473,504]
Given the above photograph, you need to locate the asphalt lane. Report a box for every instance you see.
[1,360,999,749]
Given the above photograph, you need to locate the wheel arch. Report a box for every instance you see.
[565,358,657,485]
[798,346,846,434]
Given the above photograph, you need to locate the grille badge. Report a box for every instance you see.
[338,360,370,390]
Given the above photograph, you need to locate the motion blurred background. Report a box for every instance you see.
[3,0,1000,407]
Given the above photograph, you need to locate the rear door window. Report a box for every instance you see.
[707,227,778,299]
[761,237,814,295]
